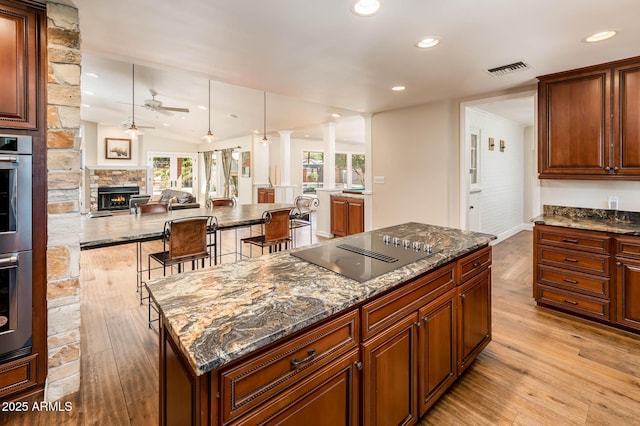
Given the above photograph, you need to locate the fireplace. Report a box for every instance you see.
[97,186,140,211]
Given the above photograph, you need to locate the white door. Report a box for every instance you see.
[466,128,482,231]
[147,152,198,195]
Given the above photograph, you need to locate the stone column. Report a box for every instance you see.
[46,1,82,401]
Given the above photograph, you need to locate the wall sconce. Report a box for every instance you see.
[500,139,506,152]
[488,138,495,151]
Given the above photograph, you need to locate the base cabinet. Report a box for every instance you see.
[258,188,275,203]
[616,256,640,329]
[330,195,364,237]
[534,224,640,333]
[361,313,418,426]
[417,289,457,416]
[159,246,492,425]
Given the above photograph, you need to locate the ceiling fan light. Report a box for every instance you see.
[261,135,270,145]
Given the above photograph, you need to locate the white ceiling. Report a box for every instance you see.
[70,0,640,143]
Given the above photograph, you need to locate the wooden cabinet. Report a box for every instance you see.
[534,225,612,322]
[417,289,456,416]
[615,237,640,331]
[457,266,491,375]
[0,2,39,129]
[538,56,640,180]
[533,225,640,333]
[257,188,274,203]
[330,195,364,237]
[361,313,418,426]
[159,245,493,425]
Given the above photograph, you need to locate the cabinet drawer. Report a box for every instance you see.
[220,309,359,424]
[0,354,37,398]
[615,236,640,259]
[535,226,610,254]
[537,284,610,321]
[537,246,610,276]
[456,246,491,283]
[536,265,610,298]
[361,264,454,340]
[230,349,360,426]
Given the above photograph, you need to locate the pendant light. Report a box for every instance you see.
[261,91,270,145]
[125,64,143,140]
[202,80,214,143]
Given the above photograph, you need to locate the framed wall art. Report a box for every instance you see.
[105,138,131,159]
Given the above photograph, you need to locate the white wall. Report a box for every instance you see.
[540,180,640,212]
[466,108,525,237]
[371,100,452,229]
[523,126,536,222]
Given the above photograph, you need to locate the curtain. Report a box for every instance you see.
[221,148,234,198]
[203,151,213,198]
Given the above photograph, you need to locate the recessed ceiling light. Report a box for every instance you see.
[198,105,208,110]
[416,37,440,49]
[253,130,261,134]
[162,123,170,127]
[83,90,94,95]
[391,86,406,91]
[331,113,342,118]
[81,104,90,108]
[305,134,311,138]
[85,72,99,78]
[351,0,380,17]
[585,30,617,43]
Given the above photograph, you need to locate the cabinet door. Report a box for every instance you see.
[361,313,418,426]
[616,257,640,330]
[347,199,364,235]
[538,68,611,177]
[331,197,348,237]
[457,268,491,374]
[417,289,456,416]
[613,63,640,176]
[0,3,38,129]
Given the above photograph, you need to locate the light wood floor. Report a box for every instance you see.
[2,230,640,425]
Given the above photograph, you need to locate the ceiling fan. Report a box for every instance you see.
[143,89,190,115]
[120,118,155,130]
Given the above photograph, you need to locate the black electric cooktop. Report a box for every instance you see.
[291,233,439,282]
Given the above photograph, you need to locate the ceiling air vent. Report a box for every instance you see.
[486,61,531,77]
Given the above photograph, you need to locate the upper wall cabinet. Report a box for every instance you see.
[0,2,39,130]
[538,56,640,180]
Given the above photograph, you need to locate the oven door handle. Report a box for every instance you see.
[0,156,18,163]
[0,254,18,268]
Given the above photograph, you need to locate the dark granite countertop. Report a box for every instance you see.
[532,205,640,235]
[146,222,495,376]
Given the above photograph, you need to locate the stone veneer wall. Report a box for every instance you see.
[88,168,147,211]
[45,2,82,401]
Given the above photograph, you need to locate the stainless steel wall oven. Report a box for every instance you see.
[0,135,33,362]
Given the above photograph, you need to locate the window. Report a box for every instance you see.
[469,129,480,190]
[335,153,365,189]
[302,151,324,194]
[148,152,197,194]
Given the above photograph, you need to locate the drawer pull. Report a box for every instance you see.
[562,278,579,284]
[563,257,579,263]
[473,261,482,268]
[562,238,579,244]
[562,299,579,305]
[616,261,622,267]
[354,361,363,371]
[414,322,422,328]
[422,315,429,323]
[291,349,316,367]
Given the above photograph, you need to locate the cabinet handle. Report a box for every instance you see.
[605,166,611,171]
[422,315,429,323]
[473,261,482,268]
[562,238,578,244]
[614,167,619,172]
[562,299,579,305]
[354,361,363,371]
[460,294,466,301]
[562,257,579,263]
[562,278,579,284]
[414,322,422,328]
[616,261,622,267]
[291,349,316,367]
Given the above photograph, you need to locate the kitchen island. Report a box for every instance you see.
[146,222,495,425]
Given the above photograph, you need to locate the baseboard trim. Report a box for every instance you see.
[491,223,531,245]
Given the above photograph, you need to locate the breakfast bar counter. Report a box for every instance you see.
[147,222,496,425]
